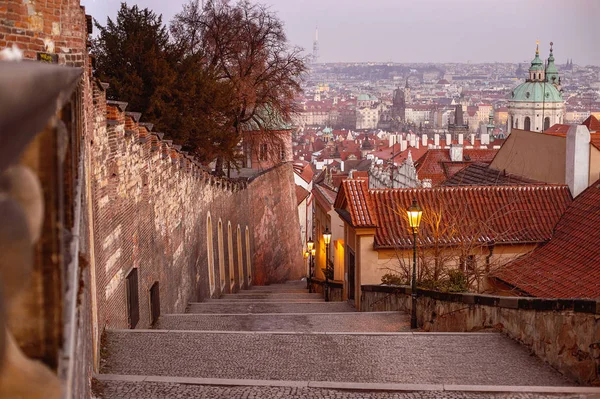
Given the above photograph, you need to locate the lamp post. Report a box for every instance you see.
[406,199,423,329]
[310,248,315,293]
[307,238,314,291]
[323,227,332,302]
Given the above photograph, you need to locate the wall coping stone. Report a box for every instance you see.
[361,285,600,315]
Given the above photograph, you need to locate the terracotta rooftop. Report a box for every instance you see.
[415,149,498,186]
[335,179,572,249]
[443,163,544,186]
[492,180,600,298]
[544,124,570,136]
[582,115,600,132]
[295,185,310,206]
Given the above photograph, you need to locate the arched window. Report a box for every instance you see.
[524,117,531,131]
[206,213,215,296]
[544,117,550,131]
[218,219,225,291]
[228,222,234,291]
[237,225,243,288]
[245,227,252,286]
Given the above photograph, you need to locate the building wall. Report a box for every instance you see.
[508,101,564,133]
[490,129,566,184]
[589,146,600,185]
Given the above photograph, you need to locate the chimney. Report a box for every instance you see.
[481,133,489,145]
[400,139,407,152]
[422,134,428,147]
[409,134,416,147]
[450,144,463,162]
[434,133,440,147]
[470,133,475,146]
[415,139,420,149]
[445,133,451,146]
[566,125,591,197]
[388,135,395,147]
[458,133,464,145]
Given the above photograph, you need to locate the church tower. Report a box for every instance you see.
[508,42,565,134]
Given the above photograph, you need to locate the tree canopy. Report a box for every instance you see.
[92,1,306,173]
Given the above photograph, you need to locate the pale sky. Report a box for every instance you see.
[81,0,599,66]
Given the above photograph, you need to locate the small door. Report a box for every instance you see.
[347,248,356,300]
[126,268,139,329]
[150,282,160,325]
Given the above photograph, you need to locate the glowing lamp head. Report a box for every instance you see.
[323,227,332,245]
[304,251,309,259]
[311,248,316,256]
[406,199,423,230]
[307,238,314,251]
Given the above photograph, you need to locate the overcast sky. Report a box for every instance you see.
[81,0,599,66]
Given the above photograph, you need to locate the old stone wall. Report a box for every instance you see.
[248,164,304,284]
[0,0,89,66]
[361,285,600,385]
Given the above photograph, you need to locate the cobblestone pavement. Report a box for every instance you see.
[186,301,356,314]
[156,312,410,332]
[102,331,572,386]
[95,381,595,399]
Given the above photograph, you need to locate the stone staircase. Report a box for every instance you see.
[94,281,583,398]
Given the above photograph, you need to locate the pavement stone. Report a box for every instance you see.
[101,331,572,386]
[186,301,356,314]
[95,381,595,399]
[156,312,411,332]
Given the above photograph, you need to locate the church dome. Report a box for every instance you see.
[510,81,563,103]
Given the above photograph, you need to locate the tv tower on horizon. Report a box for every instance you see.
[312,26,319,64]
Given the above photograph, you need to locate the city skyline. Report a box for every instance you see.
[82,0,599,66]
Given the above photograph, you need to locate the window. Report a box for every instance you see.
[524,116,531,131]
[280,146,285,161]
[259,144,268,161]
[207,213,215,295]
[218,219,225,291]
[237,226,244,288]
[228,222,234,290]
[245,227,252,286]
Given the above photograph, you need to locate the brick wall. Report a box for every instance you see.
[0,0,89,66]
[361,285,600,385]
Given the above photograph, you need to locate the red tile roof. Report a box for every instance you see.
[295,185,310,205]
[492,181,600,298]
[582,115,600,132]
[293,161,314,183]
[544,124,570,136]
[443,163,544,186]
[415,149,498,185]
[334,179,377,227]
[336,180,572,249]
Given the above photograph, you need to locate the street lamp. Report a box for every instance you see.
[307,238,314,291]
[406,199,423,329]
[323,227,332,302]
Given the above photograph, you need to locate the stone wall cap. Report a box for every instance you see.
[106,100,128,112]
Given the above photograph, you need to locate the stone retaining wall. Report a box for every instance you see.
[310,279,344,302]
[361,285,600,386]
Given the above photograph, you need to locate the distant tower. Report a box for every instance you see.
[312,26,319,64]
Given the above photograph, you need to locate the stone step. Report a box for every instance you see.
[100,331,573,387]
[220,293,321,300]
[241,289,309,294]
[201,298,325,303]
[96,376,596,399]
[186,301,356,314]
[156,312,409,332]
[249,283,306,291]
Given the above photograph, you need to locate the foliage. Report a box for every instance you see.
[380,270,468,293]
[92,0,306,173]
[381,273,406,286]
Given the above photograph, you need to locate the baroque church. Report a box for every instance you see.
[508,42,565,134]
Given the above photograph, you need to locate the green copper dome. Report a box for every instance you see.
[510,81,563,103]
[529,44,544,72]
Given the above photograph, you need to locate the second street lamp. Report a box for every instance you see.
[323,227,332,302]
[406,199,423,329]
